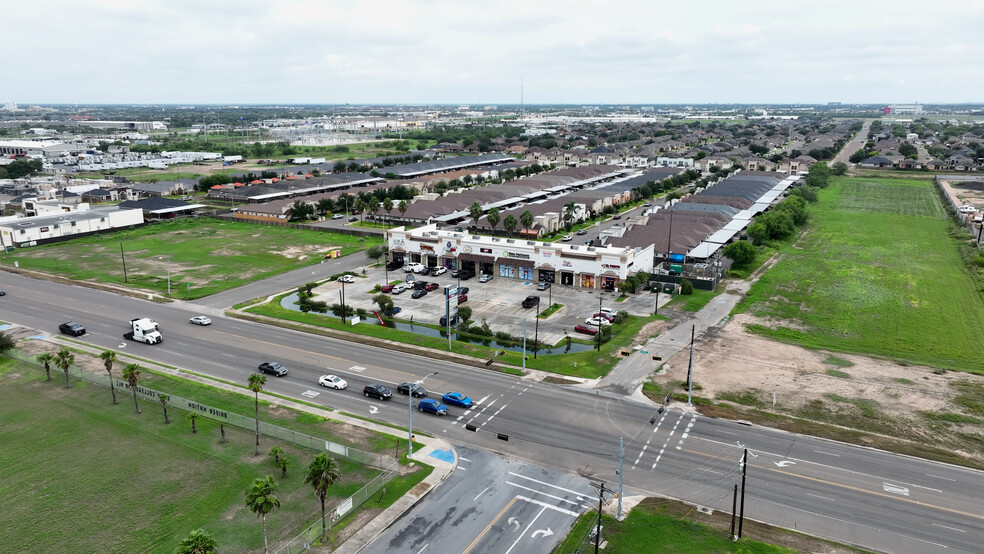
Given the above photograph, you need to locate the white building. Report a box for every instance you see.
[0,205,144,249]
[388,223,654,290]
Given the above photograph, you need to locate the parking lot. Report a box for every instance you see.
[314,263,663,346]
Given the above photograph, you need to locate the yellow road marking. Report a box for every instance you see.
[463,496,519,554]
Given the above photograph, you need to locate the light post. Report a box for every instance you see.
[159,256,171,296]
[339,279,346,322]
[596,293,603,351]
[408,371,438,458]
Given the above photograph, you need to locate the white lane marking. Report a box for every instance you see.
[699,468,723,475]
[932,523,967,533]
[515,495,579,517]
[507,472,592,497]
[456,466,467,471]
[416,543,429,554]
[882,483,910,496]
[506,482,581,506]
[476,394,491,405]
[459,457,471,462]
[925,474,956,482]
[813,450,840,457]
[806,492,836,502]
[473,487,490,501]
[506,506,546,554]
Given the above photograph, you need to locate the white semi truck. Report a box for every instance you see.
[124,318,163,344]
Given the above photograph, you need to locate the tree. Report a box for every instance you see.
[457,306,472,326]
[830,161,848,176]
[804,162,830,189]
[316,198,334,217]
[245,475,281,554]
[366,198,381,223]
[397,199,408,222]
[486,207,500,235]
[248,374,266,455]
[366,245,388,264]
[276,456,291,478]
[188,413,199,433]
[899,141,918,158]
[680,278,694,295]
[159,394,171,424]
[849,149,871,164]
[288,200,314,222]
[383,198,394,227]
[100,350,118,404]
[122,363,142,414]
[503,214,517,237]
[723,241,756,267]
[175,528,218,554]
[269,446,284,465]
[55,347,75,389]
[469,201,483,230]
[372,294,395,314]
[520,209,535,238]
[354,198,367,224]
[36,352,55,382]
[304,454,342,543]
[563,201,576,229]
[0,330,14,353]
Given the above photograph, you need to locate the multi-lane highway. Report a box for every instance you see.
[3,271,984,553]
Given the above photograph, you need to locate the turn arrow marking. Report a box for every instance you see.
[369,406,378,415]
[532,527,554,538]
[507,517,520,531]
[774,460,795,468]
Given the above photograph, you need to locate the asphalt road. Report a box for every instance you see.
[831,120,871,166]
[4,272,984,553]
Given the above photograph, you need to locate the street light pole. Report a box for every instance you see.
[596,294,603,351]
[408,371,438,458]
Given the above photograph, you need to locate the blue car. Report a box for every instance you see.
[418,399,447,416]
[442,391,474,409]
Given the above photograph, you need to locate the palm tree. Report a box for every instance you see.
[36,352,55,382]
[159,394,171,424]
[55,347,75,388]
[366,198,381,224]
[122,363,142,414]
[100,350,118,404]
[469,201,483,231]
[503,214,517,238]
[563,201,576,230]
[354,198,367,224]
[175,528,218,554]
[188,412,199,433]
[269,446,284,465]
[486,207,500,236]
[520,209,535,239]
[304,454,342,543]
[276,456,290,478]
[248,374,266,455]
[383,198,394,228]
[245,475,281,554]
[397,199,408,223]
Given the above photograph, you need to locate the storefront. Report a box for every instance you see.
[458,250,495,275]
[497,257,534,280]
[600,270,619,291]
[537,265,556,284]
[579,273,596,289]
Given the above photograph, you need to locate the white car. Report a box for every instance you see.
[318,375,348,389]
[479,274,493,283]
[392,284,407,294]
[189,315,212,326]
[331,214,345,220]
[585,317,612,326]
[599,308,618,319]
[562,234,573,242]
[432,267,447,276]
[338,274,355,283]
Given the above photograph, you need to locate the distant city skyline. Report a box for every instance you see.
[4,1,982,105]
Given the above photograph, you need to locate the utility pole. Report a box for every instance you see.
[589,482,616,554]
[686,324,695,406]
[533,313,540,359]
[522,318,527,371]
[738,448,749,539]
[596,294,603,351]
[617,437,623,519]
[730,483,738,538]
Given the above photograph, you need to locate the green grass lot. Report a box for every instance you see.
[735,176,984,373]
[245,294,656,379]
[0,357,389,553]
[665,287,721,312]
[0,218,382,300]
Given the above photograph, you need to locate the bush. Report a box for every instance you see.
[680,279,694,295]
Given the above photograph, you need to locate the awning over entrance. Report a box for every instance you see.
[459,253,495,264]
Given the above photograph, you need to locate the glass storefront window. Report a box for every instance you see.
[519,267,533,280]
[499,265,515,278]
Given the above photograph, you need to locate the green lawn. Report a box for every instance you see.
[0,356,383,553]
[0,218,382,299]
[735,176,984,372]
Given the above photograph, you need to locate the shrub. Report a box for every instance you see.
[680,279,694,295]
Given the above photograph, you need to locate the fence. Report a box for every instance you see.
[5,349,404,552]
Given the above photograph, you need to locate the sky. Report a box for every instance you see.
[4,0,983,105]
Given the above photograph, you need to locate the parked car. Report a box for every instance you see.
[417,399,447,415]
[432,267,448,276]
[442,391,474,408]
[574,324,599,335]
[598,308,618,319]
[585,317,612,326]
[348,216,359,222]
[536,282,551,291]
[562,234,573,242]
[338,274,355,283]
[414,265,430,274]
[58,321,86,336]
[450,268,461,278]
[479,274,492,283]
[457,287,469,295]
[458,270,475,280]
[522,295,540,308]
[457,294,468,303]
[592,312,616,322]
[425,282,440,291]
[613,214,622,220]
[363,384,392,400]
[189,315,212,326]
[412,280,428,290]
[439,315,458,326]
[391,284,407,294]
[411,289,428,299]
[318,374,348,389]
[331,214,345,220]
[576,229,588,235]
[643,202,653,207]
[398,382,428,397]
[662,283,676,294]
[381,284,395,293]
[385,260,404,271]
[258,362,288,377]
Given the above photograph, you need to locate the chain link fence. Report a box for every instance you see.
[4,349,404,552]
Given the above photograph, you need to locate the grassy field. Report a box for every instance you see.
[735,176,984,372]
[0,218,382,299]
[0,356,388,553]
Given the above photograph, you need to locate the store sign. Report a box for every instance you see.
[420,244,434,251]
[502,251,530,260]
[542,251,552,258]
[40,226,49,232]
[480,247,492,254]
[463,246,473,253]
[562,261,573,267]
[444,241,456,253]
[602,263,620,269]
[392,239,405,247]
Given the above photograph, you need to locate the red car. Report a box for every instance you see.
[425,282,440,291]
[381,284,394,293]
[574,324,599,335]
[592,312,615,322]
[457,294,468,303]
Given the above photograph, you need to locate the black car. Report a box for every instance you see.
[363,384,392,400]
[458,270,475,280]
[0,288,5,296]
[522,295,540,309]
[413,280,428,290]
[397,382,428,397]
[386,260,404,271]
[58,321,86,336]
[439,315,458,326]
[348,216,359,222]
[411,289,428,299]
[258,362,288,377]
[457,287,469,295]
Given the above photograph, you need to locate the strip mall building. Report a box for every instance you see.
[388,223,654,290]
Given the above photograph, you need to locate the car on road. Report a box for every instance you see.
[318,374,348,389]
[189,315,212,326]
[425,282,440,291]
[439,315,458,326]
[0,288,5,296]
[398,382,428,397]
[536,282,551,291]
[479,274,492,283]
[338,274,355,283]
[613,214,622,220]
[411,289,428,299]
[643,202,653,207]
[522,295,540,308]
[457,294,468,303]
[348,216,359,222]
[363,383,392,400]
[381,284,395,293]
[576,229,587,235]
[562,234,573,242]
[442,391,474,408]
[331,214,345,220]
[432,267,447,276]
[457,287,469,295]
[258,362,288,377]
[58,321,86,336]
[585,317,612,326]
[574,324,599,335]
[417,399,447,415]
